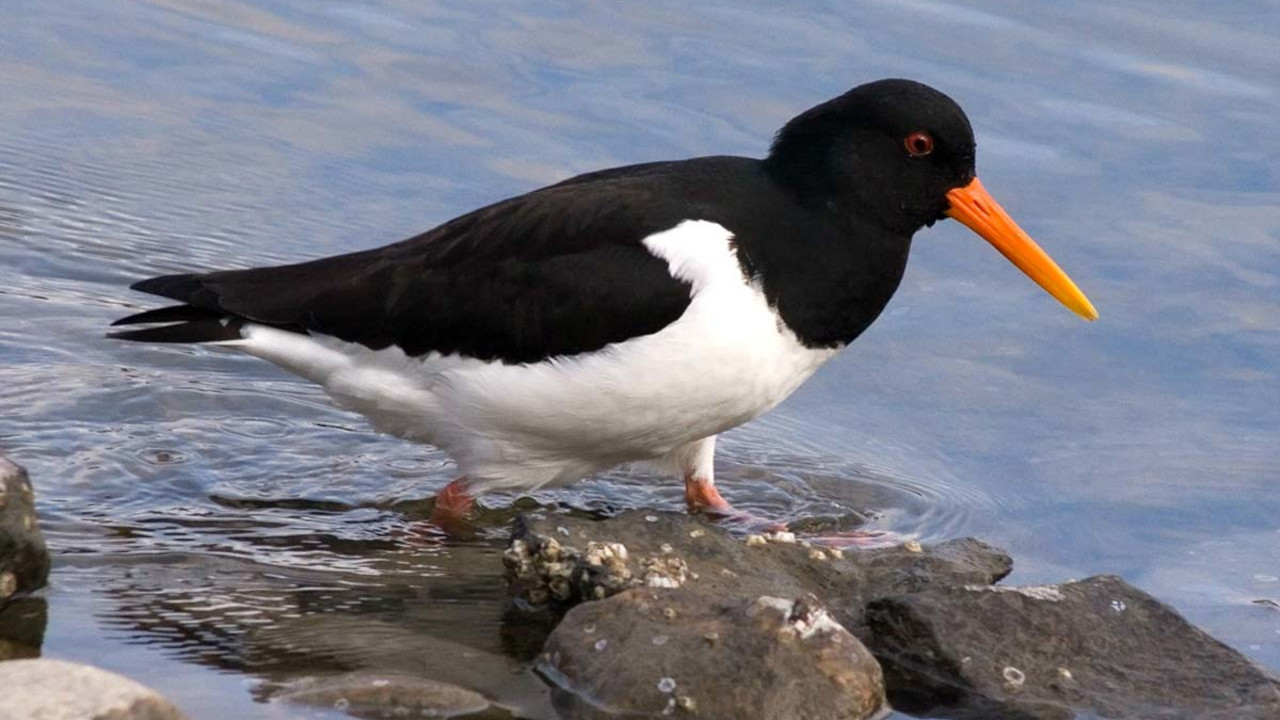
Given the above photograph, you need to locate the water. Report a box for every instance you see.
[2,0,1278,717]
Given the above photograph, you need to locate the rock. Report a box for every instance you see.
[864,574,1280,720]
[272,672,497,719]
[0,455,50,603]
[0,595,46,660]
[541,587,885,720]
[0,658,190,719]
[504,510,1011,636]
[245,614,557,719]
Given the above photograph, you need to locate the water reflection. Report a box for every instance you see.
[67,517,553,716]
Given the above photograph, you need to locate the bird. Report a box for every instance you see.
[111,78,1097,536]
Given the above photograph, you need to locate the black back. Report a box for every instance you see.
[114,79,982,364]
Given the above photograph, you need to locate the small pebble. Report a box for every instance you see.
[542,538,562,561]
[702,632,719,644]
[0,571,16,600]
[645,515,659,523]
[1111,599,1127,613]
[1002,666,1026,689]
[688,529,705,538]
[652,634,669,646]
[904,540,923,553]
[657,677,677,693]
[663,607,677,620]
[660,543,674,555]
[827,547,844,559]
[745,534,767,547]
[765,531,797,544]
[676,695,697,712]
[548,576,571,601]
[1057,667,1074,681]
[594,639,608,651]
[808,549,828,561]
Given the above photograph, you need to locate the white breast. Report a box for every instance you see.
[223,220,839,493]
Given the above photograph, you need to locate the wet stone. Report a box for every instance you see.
[272,672,499,719]
[505,510,1011,636]
[0,658,190,719]
[0,455,50,604]
[0,595,47,660]
[865,574,1280,720]
[541,587,885,720]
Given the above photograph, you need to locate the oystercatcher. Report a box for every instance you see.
[112,79,1096,533]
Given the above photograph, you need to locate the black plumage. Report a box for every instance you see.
[113,79,980,364]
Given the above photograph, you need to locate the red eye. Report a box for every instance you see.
[904,131,934,157]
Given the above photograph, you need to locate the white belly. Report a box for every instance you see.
[223,221,839,492]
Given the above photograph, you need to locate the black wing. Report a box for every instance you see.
[111,159,744,364]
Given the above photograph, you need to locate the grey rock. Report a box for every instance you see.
[864,574,1280,720]
[0,455,50,604]
[0,658,190,720]
[505,510,1011,635]
[273,672,498,719]
[541,587,885,720]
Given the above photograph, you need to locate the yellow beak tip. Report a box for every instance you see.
[1071,300,1099,322]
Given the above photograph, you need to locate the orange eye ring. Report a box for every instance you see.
[905,131,934,157]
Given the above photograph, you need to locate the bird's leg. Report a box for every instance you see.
[426,475,476,536]
[683,475,734,514]
[672,438,900,546]
[673,437,785,532]
[675,436,727,513]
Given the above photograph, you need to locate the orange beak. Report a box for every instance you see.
[945,177,1098,321]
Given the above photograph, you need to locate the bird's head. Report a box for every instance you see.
[766,78,1097,321]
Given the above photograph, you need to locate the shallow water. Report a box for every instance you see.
[2,0,1278,717]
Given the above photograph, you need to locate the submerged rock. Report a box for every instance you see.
[0,658,190,719]
[865,574,1280,720]
[505,510,1011,636]
[273,672,498,719]
[245,614,557,719]
[0,595,46,661]
[0,455,50,604]
[541,587,884,720]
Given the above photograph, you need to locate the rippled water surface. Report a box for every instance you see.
[3,1,1278,717]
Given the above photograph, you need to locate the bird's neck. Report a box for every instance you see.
[735,194,914,350]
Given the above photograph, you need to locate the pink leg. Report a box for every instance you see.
[672,437,902,547]
[674,437,785,531]
[426,476,476,537]
[684,475,734,514]
[684,473,787,533]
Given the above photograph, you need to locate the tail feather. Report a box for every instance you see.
[111,304,219,326]
[112,272,242,343]
[129,273,206,302]
[108,318,242,344]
